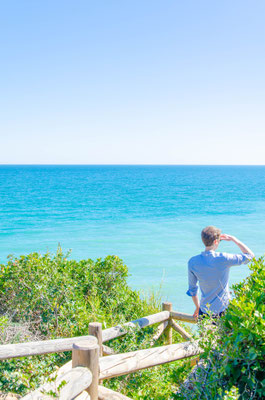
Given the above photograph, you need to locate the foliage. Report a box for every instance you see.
[0,249,192,398]
[108,359,192,400]
[177,257,265,399]
[0,249,157,337]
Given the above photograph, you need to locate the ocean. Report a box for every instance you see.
[0,165,264,314]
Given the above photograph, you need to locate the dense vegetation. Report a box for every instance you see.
[0,251,264,399]
[0,249,192,398]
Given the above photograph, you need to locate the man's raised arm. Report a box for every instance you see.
[220,234,254,259]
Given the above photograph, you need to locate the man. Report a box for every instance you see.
[187,226,254,319]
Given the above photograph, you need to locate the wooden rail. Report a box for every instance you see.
[99,341,201,379]
[46,340,201,381]
[0,335,97,360]
[22,366,92,400]
[170,310,197,324]
[102,311,170,342]
[2,304,197,400]
[170,319,192,340]
[98,386,133,400]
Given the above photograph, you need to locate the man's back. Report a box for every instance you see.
[186,227,254,318]
[187,250,251,314]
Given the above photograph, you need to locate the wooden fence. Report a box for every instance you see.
[0,303,201,400]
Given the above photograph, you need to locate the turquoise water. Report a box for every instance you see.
[1,165,265,314]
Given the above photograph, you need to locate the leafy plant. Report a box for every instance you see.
[0,249,191,398]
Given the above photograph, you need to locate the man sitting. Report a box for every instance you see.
[187,226,254,319]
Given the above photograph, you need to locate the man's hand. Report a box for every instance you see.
[220,234,235,241]
[193,306,200,320]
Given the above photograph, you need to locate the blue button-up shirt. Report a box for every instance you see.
[187,251,252,314]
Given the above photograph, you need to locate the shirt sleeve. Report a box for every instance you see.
[221,252,253,267]
[186,267,199,297]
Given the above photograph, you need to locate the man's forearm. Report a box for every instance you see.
[233,237,254,258]
[192,295,200,319]
[192,295,200,309]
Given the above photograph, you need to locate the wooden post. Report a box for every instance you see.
[72,340,99,400]
[89,322,103,385]
[89,322,103,357]
[162,302,172,345]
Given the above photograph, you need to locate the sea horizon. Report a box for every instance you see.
[1,164,265,166]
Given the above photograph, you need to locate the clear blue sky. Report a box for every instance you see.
[1,0,265,164]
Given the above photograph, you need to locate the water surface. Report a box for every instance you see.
[1,165,264,313]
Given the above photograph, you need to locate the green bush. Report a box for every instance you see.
[0,249,158,337]
[177,257,265,400]
[0,249,192,398]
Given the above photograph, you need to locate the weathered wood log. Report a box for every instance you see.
[102,311,170,343]
[89,322,103,357]
[0,335,97,360]
[89,322,103,384]
[99,341,201,379]
[21,366,92,400]
[22,361,73,399]
[150,321,168,346]
[72,341,99,400]
[0,311,170,360]
[163,302,172,344]
[0,395,20,400]
[98,386,133,400]
[102,344,117,356]
[55,359,72,376]
[22,392,51,399]
[57,367,92,400]
[170,311,197,324]
[170,319,192,340]
[74,392,90,400]
[56,341,201,382]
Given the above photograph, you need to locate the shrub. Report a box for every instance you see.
[0,249,158,337]
[0,249,192,398]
